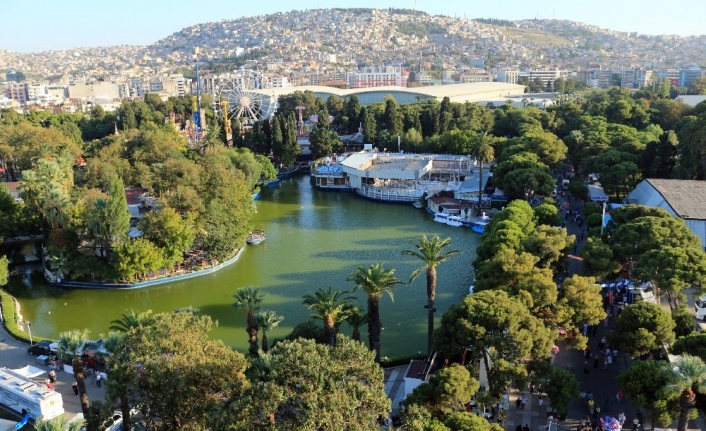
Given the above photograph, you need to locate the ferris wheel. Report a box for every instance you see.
[213,69,277,127]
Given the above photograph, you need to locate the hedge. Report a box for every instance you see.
[0,288,49,345]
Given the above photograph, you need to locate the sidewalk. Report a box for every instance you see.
[0,322,104,418]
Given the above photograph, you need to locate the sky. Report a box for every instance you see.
[2,0,705,52]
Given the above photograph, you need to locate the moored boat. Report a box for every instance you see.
[412,201,423,209]
[471,221,488,234]
[446,216,463,227]
[246,230,266,245]
[433,213,449,223]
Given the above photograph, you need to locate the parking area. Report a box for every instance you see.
[0,325,106,419]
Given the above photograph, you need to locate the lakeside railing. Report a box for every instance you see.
[356,185,423,202]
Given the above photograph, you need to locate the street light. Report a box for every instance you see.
[27,321,33,346]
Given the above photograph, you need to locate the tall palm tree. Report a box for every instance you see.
[256,310,284,353]
[109,309,155,333]
[41,185,72,229]
[232,286,266,357]
[302,287,356,346]
[666,354,706,431]
[469,132,495,215]
[402,235,460,355]
[199,127,224,154]
[56,329,91,419]
[102,331,133,431]
[345,306,368,342]
[34,415,84,431]
[347,264,403,362]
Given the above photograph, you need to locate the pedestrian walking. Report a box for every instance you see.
[96,371,102,387]
[580,391,586,405]
[584,361,590,374]
[538,396,544,406]
[521,396,527,410]
[616,391,623,404]
[603,357,608,369]
[593,355,599,369]
[72,381,78,395]
[587,398,595,414]
[632,418,640,431]
[516,398,522,409]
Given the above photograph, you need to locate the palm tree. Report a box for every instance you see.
[345,306,368,342]
[56,329,91,419]
[402,235,460,355]
[199,127,224,154]
[302,287,356,346]
[41,185,72,229]
[666,354,706,431]
[469,132,495,215]
[102,331,133,431]
[34,416,84,431]
[232,286,266,357]
[347,264,403,362]
[109,309,155,333]
[256,310,284,353]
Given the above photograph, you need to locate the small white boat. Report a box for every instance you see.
[412,201,423,209]
[446,216,463,227]
[471,221,488,234]
[433,213,449,223]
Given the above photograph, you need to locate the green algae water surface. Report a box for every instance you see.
[6,176,479,358]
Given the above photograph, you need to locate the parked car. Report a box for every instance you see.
[27,340,55,356]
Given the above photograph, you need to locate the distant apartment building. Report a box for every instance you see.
[4,82,29,105]
[270,75,291,88]
[47,84,69,99]
[459,72,493,83]
[347,66,408,88]
[497,68,566,87]
[27,83,47,100]
[656,69,681,87]
[680,67,705,88]
[69,81,120,100]
[577,64,614,88]
[621,68,653,89]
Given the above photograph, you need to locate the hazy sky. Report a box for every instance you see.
[3,0,705,52]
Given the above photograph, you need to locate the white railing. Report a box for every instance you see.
[356,185,423,202]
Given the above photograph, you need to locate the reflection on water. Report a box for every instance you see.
[6,176,479,358]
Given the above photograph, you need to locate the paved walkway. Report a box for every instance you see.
[0,321,104,419]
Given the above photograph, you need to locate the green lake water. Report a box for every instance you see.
[5,176,480,358]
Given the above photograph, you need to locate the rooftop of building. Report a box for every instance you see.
[254,82,526,103]
[645,178,706,220]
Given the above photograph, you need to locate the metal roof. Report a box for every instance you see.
[255,82,526,102]
[644,179,706,220]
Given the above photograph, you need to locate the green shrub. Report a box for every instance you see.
[0,288,48,344]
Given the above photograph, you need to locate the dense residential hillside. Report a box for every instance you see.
[1,9,705,78]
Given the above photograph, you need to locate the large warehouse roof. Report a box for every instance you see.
[253,82,526,106]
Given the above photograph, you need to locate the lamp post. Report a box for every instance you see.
[27,321,33,346]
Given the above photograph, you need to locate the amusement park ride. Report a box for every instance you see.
[187,48,278,146]
[213,68,278,143]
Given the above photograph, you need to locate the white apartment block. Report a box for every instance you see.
[47,84,68,99]
[498,68,566,87]
[347,66,408,88]
[270,76,291,88]
[621,68,653,89]
[459,73,493,83]
[27,84,47,100]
